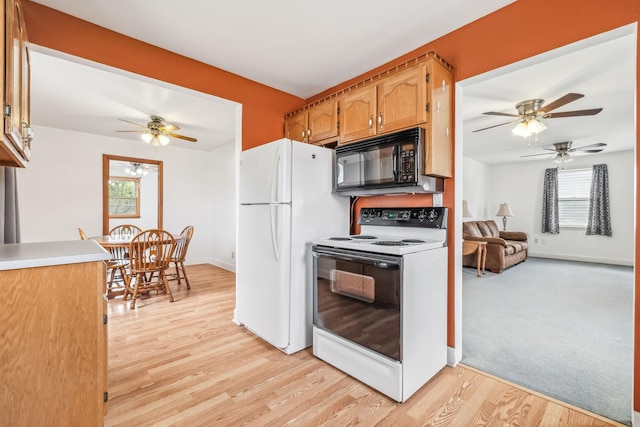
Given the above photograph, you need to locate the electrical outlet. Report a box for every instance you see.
[534,237,539,243]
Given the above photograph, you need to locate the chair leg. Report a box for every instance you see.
[130,273,142,309]
[175,263,181,285]
[179,262,191,290]
[161,272,174,302]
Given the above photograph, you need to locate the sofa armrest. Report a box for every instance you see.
[464,236,507,247]
[499,231,528,241]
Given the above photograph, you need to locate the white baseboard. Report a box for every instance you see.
[184,257,236,272]
[528,253,633,267]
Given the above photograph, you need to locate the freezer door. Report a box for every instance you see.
[239,138,292,204]
[237,203,292,349]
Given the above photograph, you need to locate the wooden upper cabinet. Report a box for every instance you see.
[0,0,31,167]
[377,64,427,133]
[284,100,339,145]
[284,110,308,143]
[423,59,453,178]
[308,100,338,144]
[338,85,377,144]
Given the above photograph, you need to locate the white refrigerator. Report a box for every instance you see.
[236,138,349,354]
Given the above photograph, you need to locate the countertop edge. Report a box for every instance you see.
[0,240,111,271]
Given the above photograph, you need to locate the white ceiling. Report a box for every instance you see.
[28,1,635,162]
[462,29,636,165]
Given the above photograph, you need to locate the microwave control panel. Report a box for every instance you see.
[399,144,416,183]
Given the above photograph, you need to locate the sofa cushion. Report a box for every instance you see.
[507,240,528,252]
[463,221,482,238]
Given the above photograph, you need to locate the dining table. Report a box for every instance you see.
[90,233,185,299]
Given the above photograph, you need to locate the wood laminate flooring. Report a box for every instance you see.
[104,264,624,426]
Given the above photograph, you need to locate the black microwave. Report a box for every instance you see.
[334,127,444,196]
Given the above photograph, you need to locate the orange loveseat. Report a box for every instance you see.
[463,220,528,273]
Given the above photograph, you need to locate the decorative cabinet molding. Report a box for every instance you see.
[0,0,31,167]
[284,99,339,145]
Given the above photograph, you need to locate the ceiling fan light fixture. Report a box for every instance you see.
[141,132,153,144]
[512,121,531,137]
[158,134,170,146]
[526,118,547,134]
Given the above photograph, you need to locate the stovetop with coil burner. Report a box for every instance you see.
[314,207,448,255]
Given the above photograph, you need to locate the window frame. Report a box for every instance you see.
[108,175,141,219]
[557,167,592,229]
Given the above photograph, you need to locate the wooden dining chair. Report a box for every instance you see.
[109,224,142,239]
[78,228,88,240]
[169,225,194,289]
[123,229,176,309]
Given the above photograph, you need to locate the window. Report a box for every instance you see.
[108,176,140,218]
[557,168,591,228]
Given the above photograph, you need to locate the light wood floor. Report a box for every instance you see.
[104,264,624,426]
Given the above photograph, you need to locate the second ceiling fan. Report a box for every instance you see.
[473,93,603,135]
[116,115,198,146]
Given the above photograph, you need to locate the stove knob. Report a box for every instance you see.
[418,210,427,221]
[402,211,410,220]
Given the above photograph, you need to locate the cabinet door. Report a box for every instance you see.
[377,64,427,134]
[19,14,30,160]
[308,100,338,144]
[4,0,23,152]
[423,59,453,178]
[284,111,308,143]
[338,85,377,144]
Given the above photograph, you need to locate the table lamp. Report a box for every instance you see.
[495,202,514,231]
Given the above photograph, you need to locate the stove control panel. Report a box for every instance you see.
[358,207,448,228]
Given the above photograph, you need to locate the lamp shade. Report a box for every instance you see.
[495,203,515,217]
[462,200,473,218]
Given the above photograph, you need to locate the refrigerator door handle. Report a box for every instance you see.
[270,204,280,261]
[270,147,281,204]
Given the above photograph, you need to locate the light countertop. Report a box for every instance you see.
[0,240,111,271]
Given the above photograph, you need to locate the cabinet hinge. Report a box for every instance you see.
[426,103,430,113]
[104,392,108,403]
[337,120,340,130]
[3,104,10,117]
[103,314,108,325]
[426,73,430,84]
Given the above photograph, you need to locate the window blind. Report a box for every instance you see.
[557,168,591,228]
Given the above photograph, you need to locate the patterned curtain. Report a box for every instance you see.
[541,168,559,233]
[0,167,21,244]
[586,164,611,236]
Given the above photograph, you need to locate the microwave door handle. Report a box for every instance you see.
[392,145,399,180]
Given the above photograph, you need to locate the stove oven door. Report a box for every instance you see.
[312,246,402,361]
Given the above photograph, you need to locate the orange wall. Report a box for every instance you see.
[20,0,640,410]
[20,1,304,151]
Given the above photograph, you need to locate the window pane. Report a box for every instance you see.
[109,177,140,218]
[558,169,591,228]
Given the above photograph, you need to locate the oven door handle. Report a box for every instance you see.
[312,248,400,269]
[392,145,398,180]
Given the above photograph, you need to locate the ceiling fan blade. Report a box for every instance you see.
[572,142,607,150]
[482,112,520,117]
[160,124,179,132]
[167,132,197,142]
[540,93,584,113]
[472,119,519,133]
[579,149,604,153]
[520,152,554,158]
[118,118,147,128]
[545,108,603,118]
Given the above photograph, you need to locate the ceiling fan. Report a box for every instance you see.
[472,93,603,135]
[520,141,607,163]
[116,115,198,146]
